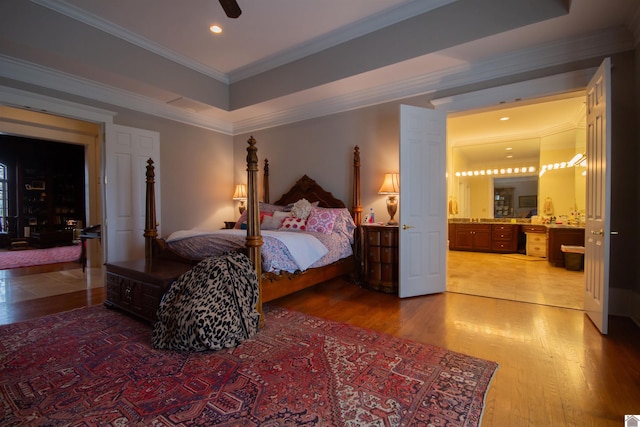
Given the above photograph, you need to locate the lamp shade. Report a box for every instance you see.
[378,173,400,194]
[232,184,247,200]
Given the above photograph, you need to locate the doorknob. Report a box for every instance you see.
[402,224,414,230]
[591,229,603,235]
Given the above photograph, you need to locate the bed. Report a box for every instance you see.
[143,137,362,324]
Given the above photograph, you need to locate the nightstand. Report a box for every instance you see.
[360,224,399,294]
[105,259,193,323]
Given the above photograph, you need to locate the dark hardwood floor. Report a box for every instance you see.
[1,264,639,426]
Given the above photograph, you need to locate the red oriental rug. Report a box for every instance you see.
[0,305,498,426]
[0,244,81,269]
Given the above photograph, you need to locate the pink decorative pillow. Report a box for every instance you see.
[306,207,339,234]
[279,217,307,231]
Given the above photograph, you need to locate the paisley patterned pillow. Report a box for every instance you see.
[306,207,338,234]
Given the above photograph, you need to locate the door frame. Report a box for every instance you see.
[432,69,597,304]
[0,85,116,268]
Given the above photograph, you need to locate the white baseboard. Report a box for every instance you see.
[610,287,640,328]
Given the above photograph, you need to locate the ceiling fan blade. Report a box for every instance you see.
[219,0,242,18]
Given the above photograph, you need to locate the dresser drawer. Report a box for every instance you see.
[492,229,513,241]
[527,233,547,244]
[527,243,547,257]
[522,225,547,234]
[526,232,548,257]
[360,224,399,294]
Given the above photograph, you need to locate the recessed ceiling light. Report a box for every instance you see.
[210,25,222,34]
[500,117,510,121]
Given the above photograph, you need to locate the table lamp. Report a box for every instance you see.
[232,184,247,215]
[378,173,399,225]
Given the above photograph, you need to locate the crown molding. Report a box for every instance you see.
[233,27,630,134]
[0,55,234,134]
[30,0,229,83]
[0,85,116,124]
[1,25,632,136]
[228,0,456,82]
[31,0,455,85]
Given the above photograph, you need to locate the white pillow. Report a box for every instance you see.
[291,198,313,219]
[273,211,292,219]
[261,215,283,230]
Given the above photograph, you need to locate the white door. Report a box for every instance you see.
[584,58,611,334]
[104,124,160,263]
[399,104,447,298]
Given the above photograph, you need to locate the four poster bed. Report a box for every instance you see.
[143,137,362,322]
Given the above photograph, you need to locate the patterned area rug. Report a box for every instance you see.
[0,244,81,269]
[0,305,498,426]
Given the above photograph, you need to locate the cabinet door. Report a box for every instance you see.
[454,229,474,250]
[473,228,492,250]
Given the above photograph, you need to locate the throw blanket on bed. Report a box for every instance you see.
[261,230,328,270]
[166,229,331,272]
[152,251,260,352]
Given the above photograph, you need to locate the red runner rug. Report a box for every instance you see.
[0,305,498,426]
[0,244,81,269]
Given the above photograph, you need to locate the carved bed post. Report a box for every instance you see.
[263,159,270,204]
[352,146,362,225]
[144,158,158,262]
[245,136,264,326]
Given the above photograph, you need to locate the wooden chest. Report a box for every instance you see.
[105,259,193,323]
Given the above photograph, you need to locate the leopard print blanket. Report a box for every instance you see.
[152,251,260,351]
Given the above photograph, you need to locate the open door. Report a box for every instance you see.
[104,124,160,263]
[584,58,611,334]
[399,104,447,298]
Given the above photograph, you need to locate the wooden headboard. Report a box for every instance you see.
[273,175,346,209]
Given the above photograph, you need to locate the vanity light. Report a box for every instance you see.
[539,154,587,177]
[454,166,537,177]
[568,153,586,166]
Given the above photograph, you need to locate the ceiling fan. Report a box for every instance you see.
[219,0,242,18]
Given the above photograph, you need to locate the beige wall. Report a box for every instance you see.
[539,130,580,218]
[233,101,409,224]
[108,110,234,234]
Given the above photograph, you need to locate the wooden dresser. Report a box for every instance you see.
[105,259,192,323]
[360,224,399,294]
